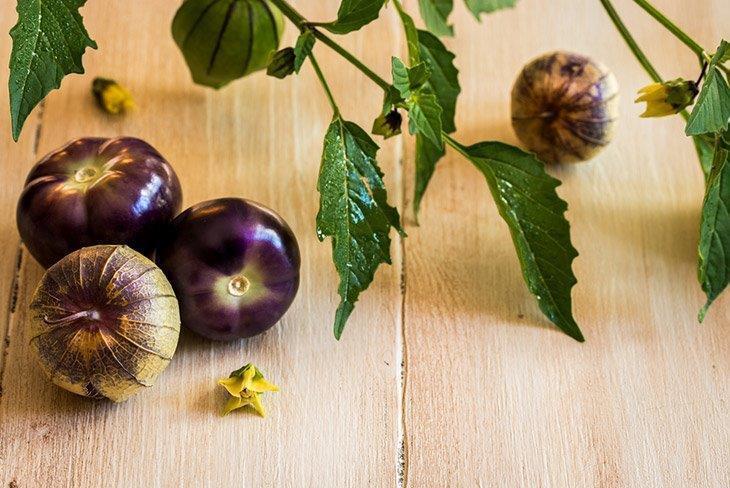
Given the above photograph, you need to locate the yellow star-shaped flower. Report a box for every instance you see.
[218,363,279,417]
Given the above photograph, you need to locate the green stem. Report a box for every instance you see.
[311,31,391,91]
[268,0,391,92]
[442,132,467,156]
[598,0,662,83]
[268,0,307,28]
[309,52,340,116]
[599,0,698,123]
[632,0,707,62]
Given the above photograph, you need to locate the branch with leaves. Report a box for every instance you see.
[599,0,729,320]
[7,0,586,342]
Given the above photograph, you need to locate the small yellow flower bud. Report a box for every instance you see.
[635,79,698,118]
[92,77,135,115]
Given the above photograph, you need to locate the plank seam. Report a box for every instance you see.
[394,3,408,487]
[0,247,24,398]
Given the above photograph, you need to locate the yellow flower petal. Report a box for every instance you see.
[218,375,246,397]
[250,377,279,393]
[249,392,267,417]
[636,82,662,94]
[640,101,676,118]
[241,364,256,386]
[222,396,247,416]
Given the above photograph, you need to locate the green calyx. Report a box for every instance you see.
[172,0,285,89]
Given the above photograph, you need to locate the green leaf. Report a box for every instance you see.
[9,0,97,141]
[454,139,583,341]
[698,134,730,321]
[418,29,460,133]
[418,0,454,37]
[693,134,716,177]
[317,117,403,339]
[686,40,730,136]
[408,89,444,149]
[413,134,446,217]
[464,0,517,19]
[294,30,315,73]
[410,30,460,216]
[391,58,443,149]
[391,58,431,98]
[322,0,386,34]
[393,0,421,65]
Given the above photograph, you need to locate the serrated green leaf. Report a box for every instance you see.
[418,0,454,37]
[391,58,432,99]
[414,134,446,217]
[698,133,730,321]
[411,30,460,216]
[408,89,444,149]
[418,29,460,133]
[9,0,97,141]
[322,0,386,34]
[464,0,517,19]
[393,0,421,65]
[294,30,315,73]
[454,140,583,341]
[317,117,403,339]
[392,58,411,98]
[686,41,730,136]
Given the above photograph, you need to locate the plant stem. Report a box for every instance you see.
[599,0,698,124]
[309,52,340,116]
[268,0,391,92]
[311,31,392,91]
[442,132,467,156]
[598,0,662,83]
[632,0,707,62]
[268,0,307,28]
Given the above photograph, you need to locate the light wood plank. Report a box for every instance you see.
[0,2,39,401]
[0,2,402,486]
[402,0,729,486]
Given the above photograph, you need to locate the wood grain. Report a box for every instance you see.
[402,0,729,486]
[0,2,402,486]
[0,0,728,487]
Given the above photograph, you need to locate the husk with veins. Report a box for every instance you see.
[29,245,180,402]
[511,51,619,164]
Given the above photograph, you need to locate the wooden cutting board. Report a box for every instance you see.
[1,0,727,486]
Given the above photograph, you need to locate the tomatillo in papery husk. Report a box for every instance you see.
[511,51,619,164]
[172,0,285,88]
[29,245,180,402]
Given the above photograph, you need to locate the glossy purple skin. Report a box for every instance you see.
[156,198,300,341]
[17,137,182,268]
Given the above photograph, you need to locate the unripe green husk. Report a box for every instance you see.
[172,0,285,89]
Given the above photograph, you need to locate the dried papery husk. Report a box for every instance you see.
[511,51,619,164]
[28,245,180,402]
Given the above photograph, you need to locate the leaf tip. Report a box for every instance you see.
[698,301,711,323]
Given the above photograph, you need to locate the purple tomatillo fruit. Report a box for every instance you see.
[17,137,182,268]
[155,198,300,341]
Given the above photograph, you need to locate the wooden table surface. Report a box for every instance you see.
[1,1,728,486]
